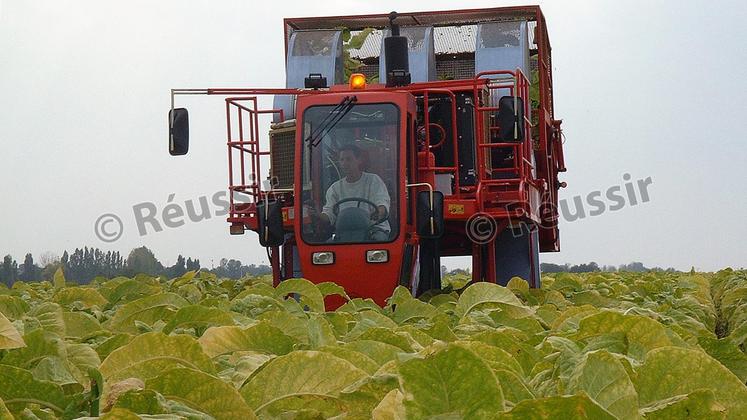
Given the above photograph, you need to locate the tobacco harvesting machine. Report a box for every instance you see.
[169,6,566,307]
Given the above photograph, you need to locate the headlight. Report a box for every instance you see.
[366,250,389,263]
[312,251,335,265]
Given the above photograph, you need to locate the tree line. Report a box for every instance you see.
[540,261,677,273]
[0,246,271,286]
[441,261,678,276]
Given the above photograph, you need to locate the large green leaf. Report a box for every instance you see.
[53,287,108,309]
[95,333,133,360]
[107,279,162,305]
[339,374,400,418]
[567,350,639,420]
[147,367,256,420]
[0,329,65,369]
[31,356,78,387]
[53,267,66,290]
[698,336,747,383]
[107,293,188,333]
[0,312,25,349]
[371,389,406,419]
[496,395,616,419]
[634,346,747,418]
[275,278,325,312]
[24,302,65,335]
[453,341,524,377]
[354,327,414,352]
[0,295,30,320]
[217,351,275,388]
[317,346,380,374]
[198,323,295,358]
[111,389,166,415]
[240,350,368,411]
[573,310,679,360]
[62,311,103,339]
[470,330,539,376]
[161,304,236,335]
[65,343,102,383]
[455,282,524,318]
[388,298,438,324]
[256,310,309,344]
[100,332,214,382]
[307,314,337,348]
[343,340,404,366]
[398,343,504,418]
[0,365,72,415]
[493,369,535,405]
[640,388,726,419]
[0,397,12,418]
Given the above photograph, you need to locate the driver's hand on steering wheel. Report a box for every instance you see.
[370,205,387,223]
[306,204,329,225]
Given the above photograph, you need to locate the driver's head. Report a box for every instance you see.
[338,144,363,178]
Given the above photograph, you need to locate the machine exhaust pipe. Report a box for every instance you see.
[384,11,411,87]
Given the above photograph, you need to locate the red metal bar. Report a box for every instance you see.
[238,106,247,201]
[226,100,234,217]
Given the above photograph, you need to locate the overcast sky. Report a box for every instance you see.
[1,0,745,272]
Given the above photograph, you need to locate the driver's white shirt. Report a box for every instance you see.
[322,172,391,232]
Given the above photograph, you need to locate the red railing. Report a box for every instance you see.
[224,97,285,219]
[470,69,535,212]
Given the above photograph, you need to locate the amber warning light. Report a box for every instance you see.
[349,73,366,90]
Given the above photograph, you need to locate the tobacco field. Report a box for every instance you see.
[0,268,746,419]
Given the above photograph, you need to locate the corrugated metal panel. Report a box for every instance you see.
[349,23,535,60]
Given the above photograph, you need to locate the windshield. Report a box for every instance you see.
[301,103,400,244]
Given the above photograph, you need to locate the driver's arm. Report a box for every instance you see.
[369,175,391,221]
[320,182,339,225]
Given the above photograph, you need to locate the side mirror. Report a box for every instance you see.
[256,199,285,247]
[416,190,444,239]
[169,108,189,156]
[498,96,524,142]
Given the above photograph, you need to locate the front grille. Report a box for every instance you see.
[269,125,296,189]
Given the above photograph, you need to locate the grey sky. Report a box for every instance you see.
[1,0,745,272]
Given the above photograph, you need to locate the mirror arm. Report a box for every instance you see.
[407,182,435,235]
[261,188,293,246]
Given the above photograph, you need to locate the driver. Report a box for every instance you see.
[315,144,391,241]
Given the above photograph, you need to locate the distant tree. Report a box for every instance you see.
[125,246,163,276]
[60,250,69,274]
[211,259,271,279]
[19,253,41,282]
[0,255,19,287]
[619,262,647,272]
[38,251,59,267]
[41,261,63,281]
[540,263,569,273]
[186,257,200,272]
[244,264,271,276]
[447,268,470,276]
[165,255,187,278]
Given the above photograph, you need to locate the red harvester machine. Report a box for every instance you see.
[169,6,566,307]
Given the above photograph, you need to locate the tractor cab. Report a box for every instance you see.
[294,91,417,304]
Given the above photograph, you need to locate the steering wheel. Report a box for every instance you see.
[417,122,447,149]
[332,197,388,223]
